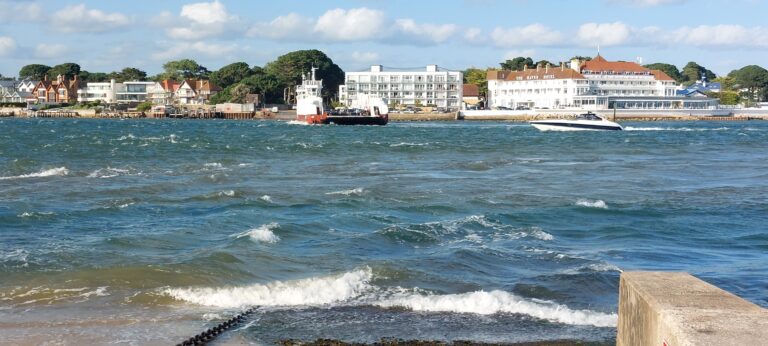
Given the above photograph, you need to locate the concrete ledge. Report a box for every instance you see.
[618,272,768,346]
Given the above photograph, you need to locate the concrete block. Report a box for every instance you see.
[617,271,768,346]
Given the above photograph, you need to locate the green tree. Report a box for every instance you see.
[718,91,741,105]
[47,63,81,79]
[729,65,768,102]
[713,76,737,91]
[535,60,554,68]
[116,67,147,82]
[210,62,253,89]
[19,64,51,80]
[681,62,716,86]
[500,57,534,71]
[136,102,152,112]
[264,49,344,102]
[644,63,684,84]
[463,67,488,97]
[228,83,252,103]
[86,72,110,82]
[161,59,209,81]
[240,70,281,104]
[570,56,593,62]
[0,73,13,81]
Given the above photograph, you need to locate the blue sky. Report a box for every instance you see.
[1,0,767,78]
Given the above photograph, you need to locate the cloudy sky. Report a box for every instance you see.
[0,0,766,77]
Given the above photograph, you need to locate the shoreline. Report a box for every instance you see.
[3,107,768,122]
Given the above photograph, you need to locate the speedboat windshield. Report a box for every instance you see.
[577,113,603,121]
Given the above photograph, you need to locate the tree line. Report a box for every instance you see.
[462,56,768,105]
[14,49,344,105]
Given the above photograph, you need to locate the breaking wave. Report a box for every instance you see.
[375,290,616,327]
[233,223,281,243]
[326,187,365,196]
[163,268,372,308]
[163,267,615,327]
[0,167,69,180]
[87,167,130,179]
[576,199,608,209]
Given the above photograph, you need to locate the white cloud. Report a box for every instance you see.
[161,0,241,40]
[34,43,68,58]
[668,25,768,48]
[393,19,458,44]
[52,4,131,33]
[180,0,229,24]
[492,24,563,47]
[577,22,631,47]
[247,13,315,40]
[0,36,17,57]
[0,1,43,21]
[463,27,486,45]
[314,8,386,41]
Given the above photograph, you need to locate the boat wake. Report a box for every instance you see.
[0,167,69,180]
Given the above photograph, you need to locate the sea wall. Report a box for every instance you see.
[617,272,768,346]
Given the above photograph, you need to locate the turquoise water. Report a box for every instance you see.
[1,119,766,344]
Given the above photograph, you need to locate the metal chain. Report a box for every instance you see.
[176,306,258,346]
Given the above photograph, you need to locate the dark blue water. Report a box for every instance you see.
[1,118,766,344]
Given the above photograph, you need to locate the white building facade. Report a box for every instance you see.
[339,65,463,110]
[77,80,155,104]
[77,80,117,103]
[487,55,717,110]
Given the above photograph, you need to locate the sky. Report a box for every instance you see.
[1,0,767,78]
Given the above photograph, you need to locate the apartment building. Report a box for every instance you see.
[339,65,463,110]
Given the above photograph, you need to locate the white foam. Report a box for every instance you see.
[260,195,273,203]
[563,263,623,274]
[529,228,554,241]
[576,199,608,209]
[390,142,430,147]
[0,167,69,180]
[218,190,236,197]
[234,223,281,243]
[375,290,616,327]
[287,120,310,125]
[204,162,223,169]
[87,167,130,179]
[326,187,365,196]
[117,133,136,141]
[625,126,730,132]
[17,211,54,218]
[164,268,372,308]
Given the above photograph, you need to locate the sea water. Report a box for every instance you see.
[0,118,766,344]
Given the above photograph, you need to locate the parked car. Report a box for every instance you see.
[515,106,531,110]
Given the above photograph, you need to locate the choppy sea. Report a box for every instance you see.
[0,118,766,344]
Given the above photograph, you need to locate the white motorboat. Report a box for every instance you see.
[530,112,623,131]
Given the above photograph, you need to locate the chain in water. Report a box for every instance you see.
[177,306,258,346]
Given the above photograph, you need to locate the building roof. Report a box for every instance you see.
[487,66,586,81]
[463,84,480,97]
[683,81,722,93]
[581,54,649,74]
[182,79,221,93]
[160,80,181,92]
[650,70,675,81]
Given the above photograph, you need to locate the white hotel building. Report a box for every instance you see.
[487,55,718,110]
[339,65,463,110]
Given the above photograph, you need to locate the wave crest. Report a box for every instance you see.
[164,268,372,308]
[375,290,616,327]
[576,199,607,209]
[233,223,281,243]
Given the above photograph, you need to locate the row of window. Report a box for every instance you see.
[347,74,460,83]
